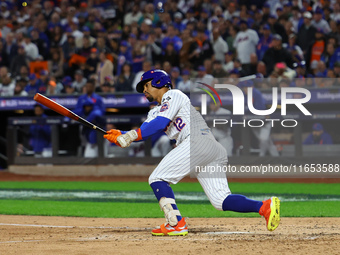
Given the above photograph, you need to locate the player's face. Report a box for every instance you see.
[143,80,157,102]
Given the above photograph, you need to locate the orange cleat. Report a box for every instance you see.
[151,218,188,236]
[259,196,281,231]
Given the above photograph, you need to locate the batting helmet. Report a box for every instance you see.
[136,69,172,93]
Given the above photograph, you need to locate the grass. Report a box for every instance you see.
[0,181,339,218]
[0,181,340,195]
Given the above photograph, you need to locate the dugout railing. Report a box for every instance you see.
[6,114,340,167]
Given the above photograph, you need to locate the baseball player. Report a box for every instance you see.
[104,70,280,236]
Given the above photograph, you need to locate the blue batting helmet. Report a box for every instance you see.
[136,69,172,93]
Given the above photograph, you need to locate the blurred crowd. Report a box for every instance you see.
[1,0,340,97]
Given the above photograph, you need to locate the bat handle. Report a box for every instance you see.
[94,126,107,135]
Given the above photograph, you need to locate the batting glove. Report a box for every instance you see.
[103,129,122,147]
[117,130,139,148]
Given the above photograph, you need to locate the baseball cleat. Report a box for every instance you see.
[151,217,188,236]
[259,196,280,231]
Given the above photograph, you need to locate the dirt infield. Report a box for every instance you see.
[0,216,339,255]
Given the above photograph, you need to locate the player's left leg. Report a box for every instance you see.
[148,139,191,236]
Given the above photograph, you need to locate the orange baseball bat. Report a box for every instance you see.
[33,93,107,134]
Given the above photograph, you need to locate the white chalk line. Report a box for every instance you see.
[204,231,254,235]
[0,223,151,230]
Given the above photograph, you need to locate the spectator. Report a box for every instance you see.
[224,2,240,21]
[305,28,326,71]
[0,16,11,39]
[212,60,228,78]
[72,69,87,93]
[47,78,63,95]
[39,70,50,88]
[179,29,194,69]
[211,27,229,64]
[162,25,183,54]
[84,48,100,78]
[98,80,114,94]
[29,104,51,157]
[96,51,114,86]
[75,79,105,115]
[257,24,272,61]
[64,81,76,95]
[267,14,288,44]
[173,12,186,33]
[284,33,304,63]
[162,43,180,68]
[245,53,259,76]
[48,48,64,80]
[296,12,317,56]
[116,40,133,76]
[75,26,96,48]
[14,77,29,96]
[22,34,39,61]
[138,3,160,26]
[233,20,259,70]
[303,123,333,145]
[269,62,296,81]
[225,25,238,54]
[256,61,267,78]
[145,30,162,65]
[311,7,331,34]
[294,61,307,77]
[321,42,336,68]
[189,28,214,70]
[25,74,45,95]
[77,35,92,59]
[3,33,18,64]
[10,45,28,77]
[195,65,214,85]
[50,25,63,48]
[124,5,143,26]
[62,33,77,62]
[262,34,295,76]
[132,60,152,92]
[223,52,234,72]
[131,41,145,74]
[170,67,182,88]
[78,97,104,158]
[289,6,302,33]
[0,40,8,67]
[0,74,14,96]
[177,70,191,92]
[115,63,135,92]
[31,29,48,60]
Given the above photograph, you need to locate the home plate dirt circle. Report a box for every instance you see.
[0,215,339,255]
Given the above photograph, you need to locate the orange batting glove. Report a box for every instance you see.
[103,129,122,147]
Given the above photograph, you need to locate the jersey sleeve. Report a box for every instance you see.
[157,90,184,121]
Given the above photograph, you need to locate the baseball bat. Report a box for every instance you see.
[33,93,107,135]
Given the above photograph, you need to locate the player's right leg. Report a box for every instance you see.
[195,140,280,231]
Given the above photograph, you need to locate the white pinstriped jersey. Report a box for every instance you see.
[144,89,210,145]
[148,89,231,210]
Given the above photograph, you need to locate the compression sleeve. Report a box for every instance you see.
[136,116,171,141]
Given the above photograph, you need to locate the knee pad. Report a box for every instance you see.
[159,197,181,226]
